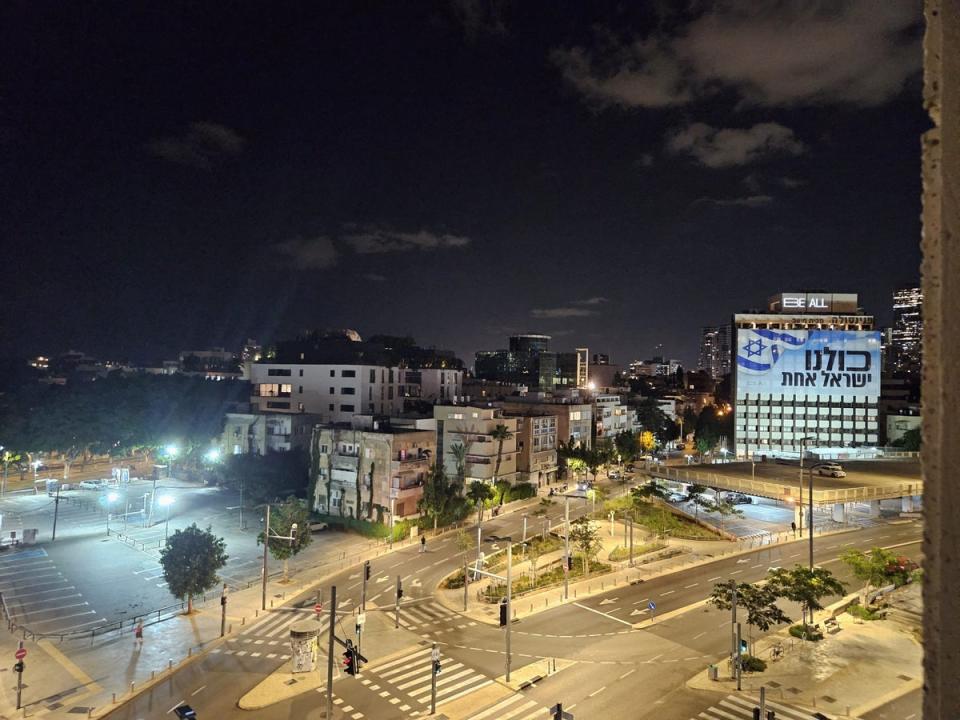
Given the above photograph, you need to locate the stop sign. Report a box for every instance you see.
[314,604,323,614]
[15,648,26,660]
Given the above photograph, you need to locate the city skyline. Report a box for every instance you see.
[2,2,925,367]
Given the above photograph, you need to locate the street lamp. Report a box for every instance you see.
[106,492,119,534]
[798,436,817,554]
[205,448,221,463]
[158,494,174,540]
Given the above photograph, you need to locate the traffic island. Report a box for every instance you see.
[686,584,923,719]
[237,668,336,712]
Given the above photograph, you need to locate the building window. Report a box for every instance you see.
[298,386,303,394]
[321,445,328,453]
[268,368,291,376]
[370,369,376,382]
[341,387,356,395]
[329,404,335,411]
[299,369,303,377]
[298,402,305,412]
[267,401,290,409]
[340,404,355,412]
[330,387,335,394]
[330,369,335,377]
[342,369,356,378]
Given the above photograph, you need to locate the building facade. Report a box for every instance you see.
[508,412,558,486]
[399,368,463,404]
[496,399,593,449]
[220,412,319,455]
[433,406,518,485]
[733,292,880,458]
[475,334,557,390]
[698,325,732,380]
[891,286,923,377]
[594,395,637,439]
[311,425,435,521]
[250,362,403,421]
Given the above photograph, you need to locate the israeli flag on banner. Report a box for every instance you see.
[736,328,807,374]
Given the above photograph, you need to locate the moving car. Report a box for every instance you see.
[815,463,846,478]
[79,480,105,490]
[723,492,753,504]
[309,521,329,532]
[667,492,686,503]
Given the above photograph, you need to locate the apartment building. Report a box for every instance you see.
[250,362,403,421]
[495,399,593,449]
[594,395,637,439]
[433,405,518,485]
[399,368,463,403]
[311,425,436,521]
[508,412,558,486]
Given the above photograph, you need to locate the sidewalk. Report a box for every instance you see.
[686,584,923,719]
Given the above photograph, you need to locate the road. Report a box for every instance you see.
[861,688,921,720]
[100,501,921,720]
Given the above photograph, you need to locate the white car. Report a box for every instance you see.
[79,480,103,490]
[817,467,847,478]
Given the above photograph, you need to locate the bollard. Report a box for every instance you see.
[113,693,117,704]
[271,599,274,608]
[151,670,155,680]
[168,659,173,670]
[242,617,246,625]
[188,648,192,657]
[229,623,233,634]
[130,681,135,694]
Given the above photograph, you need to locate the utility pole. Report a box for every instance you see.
[261,504,270,611]
[51,482,62,541]
[808,465,815,569]
[395,576,402,629]
[735,622,743,691]
[506,540,512,682]
[476,523,482,565]
[326,585,336,720]
[359,560,370,663]
[798,445,805,538]
[730,579,738,678]
[563,495,570,600]
[220,583,228,637]
[430,643,439,715]
[628,518,634,567]
[463,558,469,611]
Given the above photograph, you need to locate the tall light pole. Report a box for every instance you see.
[798,436,816,540]
[158,495,174,540]
[106,492,119,534]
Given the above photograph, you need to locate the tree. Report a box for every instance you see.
[685,483,711,519]
[840,547,906,594]
[566,457,586,482]
[223,450,310,505]
[639,431,656,453]
[454,528,473,555]
[526,540,543,587]
[489,424,513,485]
[613,430,639,464]
[419,463,457,532]
[709,581,791,651]
[694,433,716,461]
[467,481,494,524]
[159,524,228,614]
[569,516,602,576]
[1,449,22,495]
[258,497,312,581]
[767,566,846,627]
[632,480,669,504]
[450,442,468,492]
[895,427,921,451]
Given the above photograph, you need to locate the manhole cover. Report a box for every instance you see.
[787,687,801,694]
[766,681,781,688]
[67,708,92,714]
[821,695,836,703]
[897,674,912,681]
[284,678,298,686]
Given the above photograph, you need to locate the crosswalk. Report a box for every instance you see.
[692,693,822,720]
[465,692,550,720]
[212,607,332,660]
[362,645,492,713]
[398,600,478,633]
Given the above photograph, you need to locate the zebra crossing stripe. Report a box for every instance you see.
[467,694,526,720]
[434,679,493,705]
[368,647,432,673]
[388,659,446,687]
[406,667,471,695]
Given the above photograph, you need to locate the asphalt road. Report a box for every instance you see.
[861,688,921,720]
[98,499,921,720]
[696,459,921,493]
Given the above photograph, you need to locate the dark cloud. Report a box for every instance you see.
[531,306,597,319]
[450,0,509,40]
[694,194,774,208]
[147,121,245,169]
[343,227,471,254]
[667,122,804,167]
[553,1,921,109]
[274,236,338,269]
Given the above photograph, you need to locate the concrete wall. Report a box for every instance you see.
[922,2,960,717]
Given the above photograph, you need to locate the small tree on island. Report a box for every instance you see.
[160,523,228,614]
[710,581,791,652]
[467,481,495,524]
[768,565,846,628]
[569,516,602,576]
[258,497,312,582]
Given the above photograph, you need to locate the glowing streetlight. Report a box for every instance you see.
[205,448,221,463]
[165,444,179,458]
[158,494,175,539]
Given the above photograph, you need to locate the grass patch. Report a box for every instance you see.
[846,603,883,621]
[482,557,611,600]
[601,498,722,540]
[789,624,824,641]
[608,542,666,562]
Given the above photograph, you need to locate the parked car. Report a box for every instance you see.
[815,463,846,478]
[309,521,329,532]
[667,492,686,503]
[79,480,103,490]
[723,492,753,505]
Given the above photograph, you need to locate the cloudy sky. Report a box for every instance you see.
[2,1,925,366]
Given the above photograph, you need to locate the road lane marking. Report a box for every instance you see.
[588,686,607,697]
[572,602,635,627]
[730,570,742,575]
[693,631,707,639]
[685,583,699,589]
[660,590,675,596]
[190,686,206,696]
[708,577,722,582]
[168,701,185,714]
[619,669,636,680]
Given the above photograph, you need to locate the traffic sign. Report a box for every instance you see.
[314,603,323,614]
[14,648,26,660]
[647,601,656,611]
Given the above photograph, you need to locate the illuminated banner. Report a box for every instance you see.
[736,329,880,398]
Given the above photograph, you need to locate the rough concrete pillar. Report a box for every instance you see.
[867,500,882,517]
[922,2,960,717]
[901,495,914,513]
[831,503,846,523]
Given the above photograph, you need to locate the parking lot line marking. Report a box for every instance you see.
[191,686,206,696]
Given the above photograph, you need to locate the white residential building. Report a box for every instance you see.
[593,395,637,438]
[249,363,403,421]
[433,405,518,485]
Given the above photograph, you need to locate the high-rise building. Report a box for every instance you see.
[733,292,880,458]
[891,286,923,376]
[475,334,556,390]
[698,325,732,380]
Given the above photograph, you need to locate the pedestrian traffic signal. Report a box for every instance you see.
[397,585,403,600]
[364,562,371,581]
[566,555,573,571]
[433,660,441,675]
[342,648,357,675]
[740,639,748,654]
[13,661,23,673]
[753,708,761,720]
[499,599,508,627]
[766,711,776,720]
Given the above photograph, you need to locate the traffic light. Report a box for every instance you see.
[499,599,508,627]
[364,562,371,581]
[342,648,356,675]
[740,639,748,654]
[433,660,441,675]
[753,709,761,720]
[766,711,775,720]
[566,555,573,571]
[13,661,24,673]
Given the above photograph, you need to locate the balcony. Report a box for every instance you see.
[390,478,424,500]
[333,455,359,471]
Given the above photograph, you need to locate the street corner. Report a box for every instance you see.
[237,666,323,710]
[430,681,511,720]
[496,656,577,692]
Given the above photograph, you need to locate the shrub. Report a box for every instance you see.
[847,603,882,621]
[506,482,537,502]
[789,624,823,641]
[608,542,666,562]
[740,655,767,673]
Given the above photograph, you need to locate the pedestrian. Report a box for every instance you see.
[420,535,426,553]
[790,521,797,537]
[134,621,144,650]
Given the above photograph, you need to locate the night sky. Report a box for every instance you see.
[2,1,927,368]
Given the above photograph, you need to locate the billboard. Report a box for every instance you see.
[735,329,880,399]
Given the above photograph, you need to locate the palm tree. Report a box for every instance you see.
[489,424,513,488]
[450,442,467,494]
